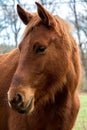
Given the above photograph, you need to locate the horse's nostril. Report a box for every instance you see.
[8,93,23,108]
[15,93,23,106]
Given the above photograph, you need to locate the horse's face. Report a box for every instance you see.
[8,2,70,114]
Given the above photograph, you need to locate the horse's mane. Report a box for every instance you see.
[55,16,73,33]
[22,14,41,39]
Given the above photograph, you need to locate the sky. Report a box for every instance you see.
[21,0,85,18]
[21,0,70,18]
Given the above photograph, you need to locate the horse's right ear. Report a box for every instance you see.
[17,4,33,25]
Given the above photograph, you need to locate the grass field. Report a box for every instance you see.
[74,93,87,130]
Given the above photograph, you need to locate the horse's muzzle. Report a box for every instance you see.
[7,85,35,114]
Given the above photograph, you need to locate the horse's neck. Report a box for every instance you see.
[0,48,19,95]
[27,87,70,130]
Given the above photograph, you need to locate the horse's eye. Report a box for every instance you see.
[33,45,46,54]
[37,46,46,53]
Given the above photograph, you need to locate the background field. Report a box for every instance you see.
[74,93,87,130]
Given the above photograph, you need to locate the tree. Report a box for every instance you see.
[0,0,25,47]
[68,0,87,91]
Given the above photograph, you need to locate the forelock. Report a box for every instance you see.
[22,13,41,39]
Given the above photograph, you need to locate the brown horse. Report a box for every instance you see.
[0,2,81,130]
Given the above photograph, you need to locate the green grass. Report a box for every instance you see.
[74,93,87,130]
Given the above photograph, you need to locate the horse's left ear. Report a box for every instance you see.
[17,4,33,25]
[35,2,55,27]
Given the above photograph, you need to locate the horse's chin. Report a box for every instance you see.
[15,97,34,114]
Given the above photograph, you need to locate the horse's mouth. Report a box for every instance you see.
[18,97,34,114]
[17,98,34,114]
